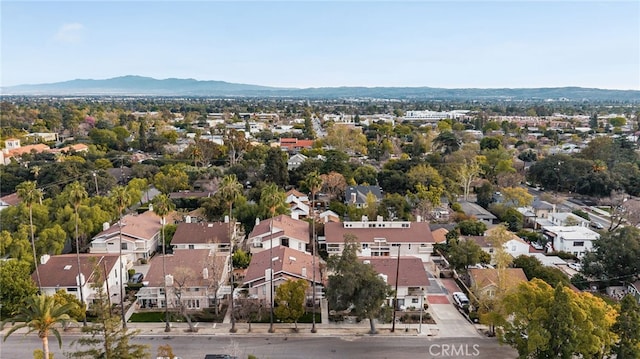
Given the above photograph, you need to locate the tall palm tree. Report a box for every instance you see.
[151,193,175,333]
[111,186,131,329]
[304,171,322,333]
[218,175,243,333]
[16,181,43,291]
[2,294,76,359]
[67,181,88,326]
[259,183,286,333]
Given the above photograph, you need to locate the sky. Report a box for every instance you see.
[1,1,639,90]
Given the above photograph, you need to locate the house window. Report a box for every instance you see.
[362,244,369,249]
[574,241,584,247]
[489,248,494,253]
[121,243,127,250]
[412,298,419,304]
[391,244,400,247]
[188,244,195,249]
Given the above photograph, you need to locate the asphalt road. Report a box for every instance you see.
[1,334,518,359]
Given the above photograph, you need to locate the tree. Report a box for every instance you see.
[152,193,175,333]
[67,181,88,325]
[171,267,197,332]
[232,249,251,269]
[320,172,347,201]
[111,186,131,329]
[447,238,484,271]
[512,255,569,288]
[0,260,38,318]
[434,131,461,155]
[16,180,43,290]
[455,157,481,201]
[263,147,289,186]
[153,165,189,195]
[304,170,322,333]
[501,187,533,207]
[2,294,76,359]
[69,262,149,358]
[456,220,487,236]
[582,226,640,283]
[612,294,640,358]
[327,234,391,334]
[274,279,309,330]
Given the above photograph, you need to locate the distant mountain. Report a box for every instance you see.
[2,75,639,101]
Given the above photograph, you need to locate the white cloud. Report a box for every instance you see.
[54,23,84,44]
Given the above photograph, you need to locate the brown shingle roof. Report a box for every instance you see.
[171,222,231,245]
[94,210,163,241]
[362,257,429,287]
[145,249,225,287]
[33,254,120,288]
[325,222,435,244]
[431,228,448,244]
[248,215,310,243]
[244,246,322,285]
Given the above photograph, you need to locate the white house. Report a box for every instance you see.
[34,254,124,306]
[171,220,235,253]
[543,225,600,258]
[363,256,430,310]
[247,214,310,254]
[90,210,163,265]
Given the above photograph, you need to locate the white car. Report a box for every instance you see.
[568,263,582,271]
[452,292,470,308]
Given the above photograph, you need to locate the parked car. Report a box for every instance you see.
[129,272,144,284]
[452,292,470,308]
[568,263,582,271]
[590,222,604,230]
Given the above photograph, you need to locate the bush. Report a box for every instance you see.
[547,251,578,261]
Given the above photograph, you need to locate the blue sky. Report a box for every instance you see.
[2,1,639,89]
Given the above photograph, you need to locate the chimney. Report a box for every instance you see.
[224,215,229,223]
[40,254,51,265]
[148,203,154,212]
[165,274,174,286]
[416,215,422,223]
[76,273,86,286]
[255,218,260,226]
[376,215,383,222]
[291,212,299,220]
[361,215,368,222]
[103,222,110,231]
[185,216,192,224]
[350,192,357,204]
[202,267,209,279]
[265,268,273,282]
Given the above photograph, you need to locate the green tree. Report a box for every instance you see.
[259,183,288,220]
[456,220,487,236]
[327,234,391,334]
[67,181,88,325]
[152,193,175,333]
[447,238,484,271]
[274,279,309,330]
[0,260,38,317]
[582,226,640,283]
[53,289,85,323]
[263,147,289,187]
[612,294,640,358]
[36,224,67,256]
[16,180,43,290]
[232,249,251,269]
[2,295,76,359]
[153,165,189,195]
[434,131,460,155]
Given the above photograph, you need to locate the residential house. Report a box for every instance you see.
[0,192,20,211]
[345,185,383,209]
[171,221,235,253]
[34,253,124,306]
[90,210,164,266]
[457,201,498,225]
[324,219,435,261]
[627,280,640,304]
[279,138,314,153]
[243,246,323,303]
[536,212,590,229]
[517,198,554,228]
[431,228,448,245]
[287,153,308,170]
[543,226,600,257]
[285,189,310,218]
[362,256,430,310]
[484,226,531,259]
[468,268,528,299]
[318,210,340,224]
[136,249,229,310]
[247,214,310,254]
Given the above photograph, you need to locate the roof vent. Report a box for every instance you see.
[64,265,72,270]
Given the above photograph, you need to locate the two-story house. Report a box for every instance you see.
[247,215,310,254]
[543,226,600,258]
[171,220,235,253]
[136,249,229,310]
[34,253,124,306]
[362,256,430,310]
[89,210,163,265]
[324,219,435,261]
[345,185,383,209]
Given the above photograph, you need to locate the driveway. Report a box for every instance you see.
[425,274,480,338]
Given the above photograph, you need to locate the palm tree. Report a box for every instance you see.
[218,175,243,333]
[111,186,131,329]
[2,294,76,359]
[67,181,88,326]
[16,181,43,291]
[151,193,175,333]
[259,183,286,333]
[304,171,322,333]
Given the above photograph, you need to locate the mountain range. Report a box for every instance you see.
[2,75,639,101]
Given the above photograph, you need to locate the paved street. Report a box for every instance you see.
[1,334,517,358]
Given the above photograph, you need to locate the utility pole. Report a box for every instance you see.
[391,244,401,332]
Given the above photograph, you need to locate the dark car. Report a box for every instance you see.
[204,355,237,359]
[129,273,144,284]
